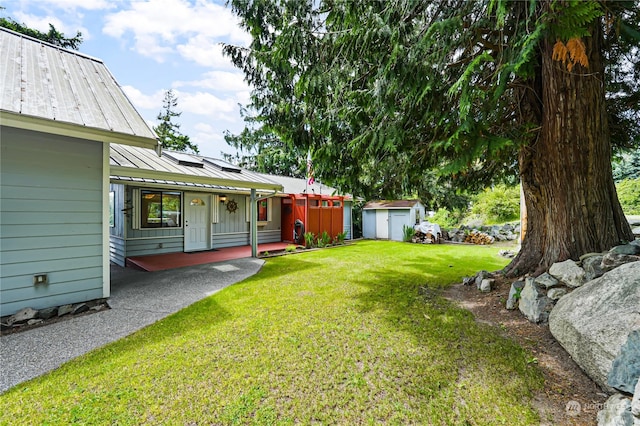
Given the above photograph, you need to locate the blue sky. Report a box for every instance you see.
[1,0,253,158]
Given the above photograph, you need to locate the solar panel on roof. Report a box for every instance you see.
[203,158,242,173]
[163,151,204,168]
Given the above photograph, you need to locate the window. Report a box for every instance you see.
[140,190,181,228]
[246,197,272,223]
[109,191,115,227]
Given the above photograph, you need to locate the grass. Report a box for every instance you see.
[0,241,543,425]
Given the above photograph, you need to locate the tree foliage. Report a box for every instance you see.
[0,9,82,49]
[154,90,199,154]
[226,0,639,273]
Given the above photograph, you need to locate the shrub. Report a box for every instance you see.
[317,231,332,248]
[304,232,315,249]
[470,184,520,224]
[616,178,640,215]
[335,231,348,245]
[430,208,464,229]
[402,225,415,242]
[285,245,297,253]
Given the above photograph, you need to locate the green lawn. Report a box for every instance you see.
[0,241,543,425]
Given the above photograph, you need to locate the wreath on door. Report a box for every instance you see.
[226,199,238,213]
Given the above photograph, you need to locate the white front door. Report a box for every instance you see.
[184,193,210,252]
[375,210,389,239]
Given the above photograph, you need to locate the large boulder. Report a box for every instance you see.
[549,262,640,392]
[608,330,640,394]
[519,277,554,323]
[549,259,586,288]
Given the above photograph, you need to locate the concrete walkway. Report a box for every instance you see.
[0,257,264,393]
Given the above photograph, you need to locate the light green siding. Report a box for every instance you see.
[0,127,104,316]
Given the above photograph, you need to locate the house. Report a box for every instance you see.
[109,146,352,264]
[362,200,426,241]
[0,28,158,316]
[109,143,282,265]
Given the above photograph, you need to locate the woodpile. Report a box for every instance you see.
[463,231,495,245]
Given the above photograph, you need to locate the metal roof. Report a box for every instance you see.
[0,27,157,148]
[363,200,423,210]
[257,173,352,199]
[110,144,283,192]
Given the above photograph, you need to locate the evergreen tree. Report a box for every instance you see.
[225,0,639,275]
[154,90,199,154]
[0,8,82,49]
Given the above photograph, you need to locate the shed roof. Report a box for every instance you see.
[363,200,423,210]
[110,144,283,192]
[0,28,157,148]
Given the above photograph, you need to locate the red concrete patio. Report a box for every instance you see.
[125,242,292,272]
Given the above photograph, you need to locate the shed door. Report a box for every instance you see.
[390,213,406,242]
[184,193,210,252]
[375,210,389,239]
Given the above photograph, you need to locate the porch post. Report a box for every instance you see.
[250,188,258,257]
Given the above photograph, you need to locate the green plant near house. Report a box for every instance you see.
[335,231,347,245]
[304,232,315,249]
[317,231,332,248]
[402,225,415,242]
[285,245,297,253]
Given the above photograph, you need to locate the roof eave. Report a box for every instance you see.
[0,110,159,149]
[110,165,284,192]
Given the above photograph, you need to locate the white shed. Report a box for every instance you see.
[362,200,426,241]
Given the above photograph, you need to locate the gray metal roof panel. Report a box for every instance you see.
[0,28,157,143]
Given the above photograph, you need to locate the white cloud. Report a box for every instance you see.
[174,70,249,92]
[179,91,238,121]
[10,12,75,35]
[175,36,235,69]
[122,86,165,110]
[16,0,114,11]
[102,0,251,64]
[194,122,215,133]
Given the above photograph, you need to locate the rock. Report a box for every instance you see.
[535,272,560,289]
[463,276,475,286]
[475,270,490,290]
[549,259,586,288]
[597,394,640,426]
[611,244,640,256]
[583,254,605,282]
[72,303,90,315]
[608,330,640,394]
[7,307,38,325]
[480,279,494,293]
[58,304,73,317]
[632,377,640,417]
[506,281,525,310]
[498,250,516,258]
[547,287,568,300]
[549,262,640,392]
[38,307,58,320]
[633,227,640,235]
[519,277,554,323]
[601,253,640,272]
[27,319,44,326]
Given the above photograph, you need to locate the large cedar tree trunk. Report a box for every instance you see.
[504,22,633,277]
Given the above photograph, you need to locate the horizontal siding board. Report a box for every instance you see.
[1,198,101,212]
[126,237,183,257]
[0,223,99,238]
[109,236,126,267]
[1,234,101,251]
[1,256,102,278]
[1,288,104,317]
[212,232,250,248]
[0,212,101,225]
[257,230,281,244]
[1,185,100,201]
[1,266,103,295]
[1,245,102,265]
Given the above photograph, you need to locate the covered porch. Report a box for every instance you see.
[125,242,292,272]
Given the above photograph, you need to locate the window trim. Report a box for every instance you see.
[133,188,183,229]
